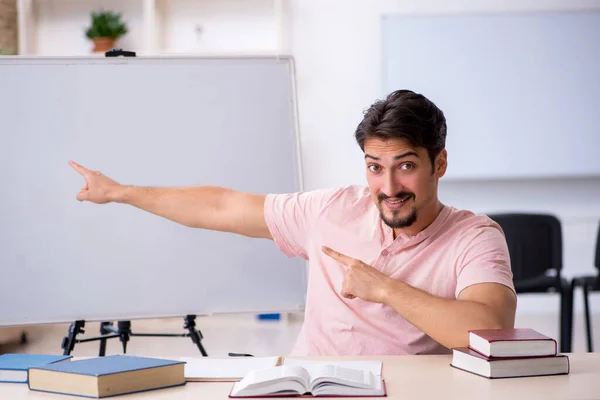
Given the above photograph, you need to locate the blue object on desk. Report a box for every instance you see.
[257,313,281,321]
[0,354,72,383]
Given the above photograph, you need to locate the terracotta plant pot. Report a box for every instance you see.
[92,37,116,53]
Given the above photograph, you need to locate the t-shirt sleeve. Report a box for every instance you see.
[263,188,339,260]
[454,221,516,298]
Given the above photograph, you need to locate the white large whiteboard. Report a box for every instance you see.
[382,10,600,180]
[0,56,307,326]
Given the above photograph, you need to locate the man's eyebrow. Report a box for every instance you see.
[364,151,419,161]
[394,151,419,160]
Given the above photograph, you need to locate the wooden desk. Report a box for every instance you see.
[3,354,600,399]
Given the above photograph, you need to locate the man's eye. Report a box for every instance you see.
[368,165,381,172]
[400,163,414,170]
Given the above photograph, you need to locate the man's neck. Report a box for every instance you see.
[393,200,444,239]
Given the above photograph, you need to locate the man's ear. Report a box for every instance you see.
[434,149,447,178]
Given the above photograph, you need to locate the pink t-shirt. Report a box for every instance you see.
[264,185,516,356]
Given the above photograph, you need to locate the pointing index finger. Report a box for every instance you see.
[322,246,355,267]
[69,160,90,177]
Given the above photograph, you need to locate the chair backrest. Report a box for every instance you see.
[487,213,562,281]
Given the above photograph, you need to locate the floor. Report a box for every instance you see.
[0,314,303,358]
[1,311,599,357]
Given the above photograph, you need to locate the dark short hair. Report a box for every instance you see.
[354,89,447,168]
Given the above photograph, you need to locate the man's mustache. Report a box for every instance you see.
[377,192,415,202]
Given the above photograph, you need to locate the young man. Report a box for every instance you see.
[70,89,516,356]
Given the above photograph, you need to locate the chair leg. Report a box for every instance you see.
[583,284,593,352]
[566,283,574,353]
[559,285,573,353]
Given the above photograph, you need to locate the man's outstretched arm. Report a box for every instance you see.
[69,160,272,239]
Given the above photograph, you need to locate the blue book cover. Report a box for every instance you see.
[0,354,72,383]
[28,355,186,398]
[31,354,183,376]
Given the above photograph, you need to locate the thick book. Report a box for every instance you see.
[28,355,185,398]
[451,347,570,379]
[229,364,386,398]
[469,328,557,358]
[0,354,72,383]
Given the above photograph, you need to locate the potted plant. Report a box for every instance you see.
[85,11,128,53]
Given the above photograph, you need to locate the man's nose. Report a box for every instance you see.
[381,172,402,197]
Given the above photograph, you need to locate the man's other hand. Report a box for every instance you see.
[322,246,394,303]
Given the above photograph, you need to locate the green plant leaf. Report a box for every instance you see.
[85,10,128,39]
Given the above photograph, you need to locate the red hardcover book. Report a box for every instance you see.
[451,347,569,379]
[468,328,557,358]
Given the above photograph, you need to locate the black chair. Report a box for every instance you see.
[487,213,573,353]
[571,221,600,352]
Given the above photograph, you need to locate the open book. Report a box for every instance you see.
[229,364,385,398]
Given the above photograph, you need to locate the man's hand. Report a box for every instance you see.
[322,246,393,303]
[69,160,122,204]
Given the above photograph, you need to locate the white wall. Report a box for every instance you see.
[159,0,277,54]
[286,0,600,316]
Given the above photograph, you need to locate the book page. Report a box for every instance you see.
[231,365,311,397]
[311,365,374,389]
[312,378,384,397]
[243,365,310,386]
[283,359,382,378]
[181,356,280,381]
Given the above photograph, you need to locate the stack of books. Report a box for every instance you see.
[0,353,185,398]
[451,328,570,379]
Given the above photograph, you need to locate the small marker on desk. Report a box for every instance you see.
[228,353,254,357]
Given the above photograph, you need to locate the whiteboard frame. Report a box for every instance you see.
[0,54,309,326]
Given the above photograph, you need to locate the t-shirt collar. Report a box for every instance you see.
[378,204,452,249]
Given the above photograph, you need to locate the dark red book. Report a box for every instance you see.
[468,328,557,358]
[451,347,570,379]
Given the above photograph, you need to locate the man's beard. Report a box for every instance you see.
[377,191,418,229]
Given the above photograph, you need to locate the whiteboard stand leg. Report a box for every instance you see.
[98,322,112,356]
[60,316,208,356]
[118,321,131,354]
[97,321,132,355]
[61,320,85,356]
[183,315,208,356]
